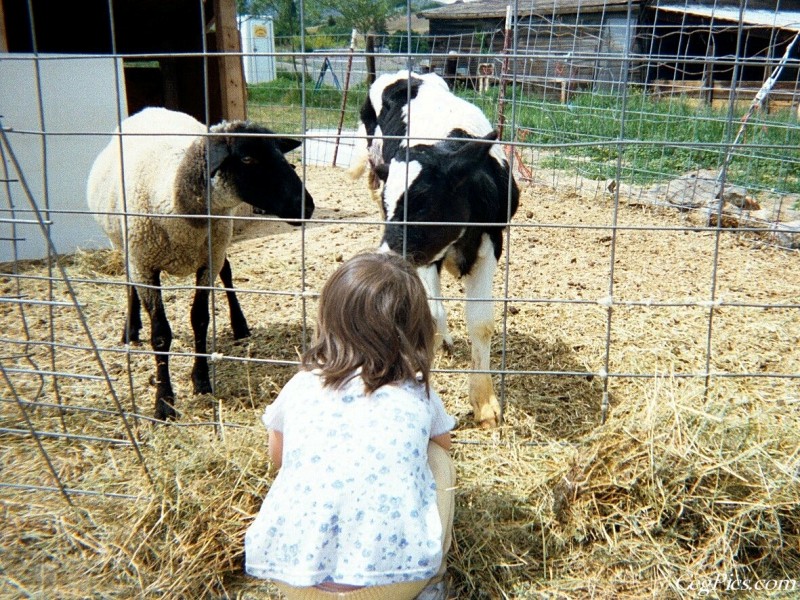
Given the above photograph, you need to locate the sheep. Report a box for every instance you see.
[354,70,519,428]
[87,107,314,420]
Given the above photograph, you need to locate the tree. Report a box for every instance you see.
[316,0,396,37]
[316,0,398,84]
[236,0,274,18]
[237,0,307,37]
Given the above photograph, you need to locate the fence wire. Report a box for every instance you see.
[1,0,799,576]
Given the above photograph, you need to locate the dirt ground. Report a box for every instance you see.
[2,164,799,598]
[3,161,799,442]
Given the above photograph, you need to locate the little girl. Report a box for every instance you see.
[245,252,457,600]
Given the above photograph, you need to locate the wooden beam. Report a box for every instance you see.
[214,0,247,121]
[0,0,9,53]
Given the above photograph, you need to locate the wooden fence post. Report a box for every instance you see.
[333,28,358,168]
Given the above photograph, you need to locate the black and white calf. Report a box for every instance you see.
[353,70,520,428]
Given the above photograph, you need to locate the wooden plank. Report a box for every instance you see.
[214,0,247,121]
[0,0,8,53]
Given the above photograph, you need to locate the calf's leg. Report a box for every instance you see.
[464,236,501,428]
[416,263,453,351]
[138,273,176,420]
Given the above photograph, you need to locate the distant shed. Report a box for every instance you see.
[418,0,644,97]
[419,0,800,109]
[641,3,800,112]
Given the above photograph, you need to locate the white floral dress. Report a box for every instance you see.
[244,369,456,587]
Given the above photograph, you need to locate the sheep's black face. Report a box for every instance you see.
[217,123,314,224]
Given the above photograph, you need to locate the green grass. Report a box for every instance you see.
[466,86,800,196]
[248,72,368,133]
[247,76,800,200]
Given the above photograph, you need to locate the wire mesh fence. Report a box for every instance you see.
[2,0,800,598]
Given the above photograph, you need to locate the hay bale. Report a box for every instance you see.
[3,165,800,599]
[447,377,800,598]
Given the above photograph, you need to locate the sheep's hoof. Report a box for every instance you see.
[192,372,213,395]
[193,380,213,395]
[232,325,251,340]
[155,396,177,421]
[122,330,141,345]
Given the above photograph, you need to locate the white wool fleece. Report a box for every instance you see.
[87,107,236,282]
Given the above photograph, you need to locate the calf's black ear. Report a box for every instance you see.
[443,130,498,184]
[276,138,302,154]
[374,162,390,182]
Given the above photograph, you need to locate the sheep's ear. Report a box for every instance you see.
[276,137,302,154]
[443,131,498,183]
[207,137,231,177]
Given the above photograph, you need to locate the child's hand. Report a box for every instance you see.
[431,432,451,451]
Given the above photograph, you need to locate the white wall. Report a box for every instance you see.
[0,54,127,262]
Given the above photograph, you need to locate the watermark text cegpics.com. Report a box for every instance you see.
[676,573,797,596]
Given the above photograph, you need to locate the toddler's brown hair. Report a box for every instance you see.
[302,252,436,393]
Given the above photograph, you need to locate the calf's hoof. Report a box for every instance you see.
[435,333,455,355]
[471,384,502,429]
[475,409,499,429]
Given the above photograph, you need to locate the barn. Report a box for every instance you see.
[0,0,246,122]
[419,0,643,96]
[419,0,800,109]
[0,0,247,261]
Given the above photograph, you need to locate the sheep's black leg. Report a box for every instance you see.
[190,266,213,396]
[219,257,250,339]
[121,285,142,344]
[139,273,176,420]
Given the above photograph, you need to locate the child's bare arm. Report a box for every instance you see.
[268,429,284,470]
[431,432,451,451]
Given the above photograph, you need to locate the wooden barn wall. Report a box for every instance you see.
[639,9,800,85]
[0,0,245,123]
[427,11,641,98]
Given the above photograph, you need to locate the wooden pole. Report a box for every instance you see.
[333,28,358,167]
[712,31,800,223]
[0,0,9,52]
[496,5,512,141]
[215,0,247,121]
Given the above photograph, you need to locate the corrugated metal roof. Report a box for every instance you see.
[655,4,800,32]
[420,1,800,31]
[419,0,640,21]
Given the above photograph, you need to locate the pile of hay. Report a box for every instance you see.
[452,375,800,598]
[2,374,798,599]
[2,165,799,599]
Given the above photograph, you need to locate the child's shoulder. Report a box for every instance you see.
[282,368,322,392]
[382,377,429,400]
